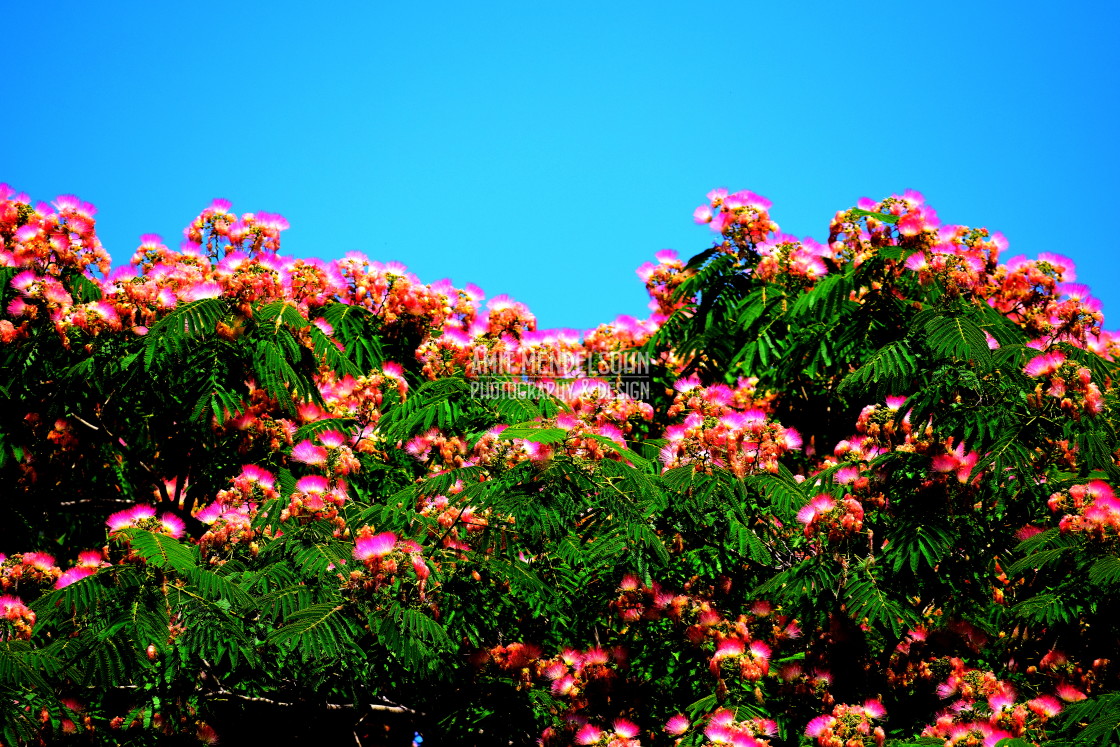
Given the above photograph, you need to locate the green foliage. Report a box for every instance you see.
[2,190,1120,747]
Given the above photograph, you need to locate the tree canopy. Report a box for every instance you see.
[1,184,1119,747]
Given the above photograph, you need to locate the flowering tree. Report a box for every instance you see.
[1,183,1118,747]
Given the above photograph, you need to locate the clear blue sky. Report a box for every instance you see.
[3,1,1118,331]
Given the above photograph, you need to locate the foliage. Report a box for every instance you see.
[1,183,1119,746]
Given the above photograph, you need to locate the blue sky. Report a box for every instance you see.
[3,1,1118,331]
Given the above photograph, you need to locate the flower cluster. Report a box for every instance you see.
[686,708,777,747]
[55,550,108,589]
[106,505,186,538]
[1048,480,1120,540]
[636,249,690,316]
[796,494,865,542]
[291,429,362,476]
[609,574,805,710]
[1023,349,1105,419]
[805,701,886,747]
[754,234,833,285]
[574,718,641,746]
[659,375,799,476]
[184,198,289,257]
[0,594,36,641]
[196,465,280,561]
[280,475,347,526]
[0,551,61,594]
[920,659,1067,746]
[346,527,431,598]
[0,187,110,275]
[693,188,779,250]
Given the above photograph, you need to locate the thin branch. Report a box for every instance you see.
[70,413,161,480]
[207,689,418,715]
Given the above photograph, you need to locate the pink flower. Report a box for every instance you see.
[410,554,430,580]
[56,566,97,589]
[1055,681,1087,702]
[797,494,834,525]
[292,440,328,466]
[749,640,772,660]
[805,715,833,738]
[665,714,689,735]
[1028,694,1063,718]
[21,551,56,570]
[294,475,329,494]
[704,722,734,743]
[160,513,186,538]
[574,724,602,745]
[318,430,347,449]
[862,699,886,718]
[1024,350,1066,378]
[196,503,224,524]
[183,281,223,301]
[107,504,155,531]
[354,532,398,560]
[242,465,276,487]
[1037,252,1076,280]
[77,550,104,567]
[612,718,639,738]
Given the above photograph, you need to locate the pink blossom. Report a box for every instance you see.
[612,718,639,738]
[805,715,833,738]
[665,714,689,735]
[574,724,602,744]
[55,566,97,589]
[354,532,398,560]
[1024,350,1066,378]
[292,440,328,466]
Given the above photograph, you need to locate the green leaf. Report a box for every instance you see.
[849,207,900,224]
[728,516,772,565]
[1088,556,1120,587]
[122,529,197,573]
[922,313,991,367]
[498,424,569,444]
[838,340,917,397]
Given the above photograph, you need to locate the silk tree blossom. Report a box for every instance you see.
[1024,350,1066,378]
[930,441,981,484]
[708,636,771,681]
[1,552,62,593]
[920,663,1060,746]
[182,281,223,301]
[701,707,776,746]
[1027,695,1063,718]
[659,405,799,477]
[576,719,641,746]
[665,714,689,736]
[354,532,398,562]
[291,430,361,476]
[106,504,185,538]
[345,526,431,597]
[692,188,778,251]
[55,565,98,589]
[0,594,36,640]
[1050,480,1120,539]
[636,249,690,316]
[805,701,886,747]
[292,440,328,466]
[1022,350,1104,417]
[282,475,347,526]
[754,234,832,284]
[51,553,105,590]
[797,494,865,541]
